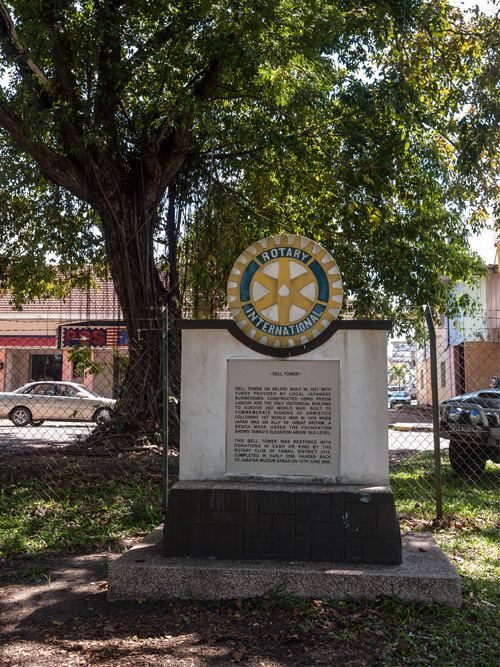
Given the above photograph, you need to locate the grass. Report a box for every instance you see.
[0,450,165,556]
[0,448,498,665]
[386,451,499,665]
[391,450,499,523]
[238,589,498,665]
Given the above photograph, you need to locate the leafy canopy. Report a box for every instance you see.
[0,0,498,338]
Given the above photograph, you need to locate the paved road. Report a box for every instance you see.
[1,418,442,454]
[388,429,444,452]
[0,419,92,451]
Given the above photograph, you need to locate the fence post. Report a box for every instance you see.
[424,305,443,519]
[162,305,169,512]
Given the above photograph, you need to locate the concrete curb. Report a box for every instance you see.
[108,527,461,607]
[389,424,433,432]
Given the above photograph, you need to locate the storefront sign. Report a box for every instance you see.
[57,323,128,348]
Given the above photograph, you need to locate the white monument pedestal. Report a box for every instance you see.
[164,320,402,565]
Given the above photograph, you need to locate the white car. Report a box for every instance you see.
[0,381,116,427]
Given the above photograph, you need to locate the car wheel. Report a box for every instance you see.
[10,406,32,427]
[94,407,113,424]
[449,438,487,476]
[31,420,45,426]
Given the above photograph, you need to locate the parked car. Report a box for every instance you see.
[440,387,500,475]
[0,381,115,427]
[389,390,412,407]
[388,385,405,399]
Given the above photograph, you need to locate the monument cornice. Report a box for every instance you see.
[177,319,392,358]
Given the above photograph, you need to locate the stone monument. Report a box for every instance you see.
[163,234,401,565]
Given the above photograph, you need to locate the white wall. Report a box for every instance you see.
[179,326,389,485]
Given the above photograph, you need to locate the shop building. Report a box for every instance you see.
[415,248,499,405]
[0,279,126,398]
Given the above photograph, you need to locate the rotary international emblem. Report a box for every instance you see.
[227,234,343,349]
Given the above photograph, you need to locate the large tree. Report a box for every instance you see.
[178,1,500,330]
[0,0,498,425]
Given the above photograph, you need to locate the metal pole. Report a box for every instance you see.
[162,305,169,511]
[424,305,443,519]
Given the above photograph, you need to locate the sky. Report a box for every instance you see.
[469,223,499,265]
[450,0,498,12]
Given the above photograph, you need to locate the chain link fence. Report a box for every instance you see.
[389,310,499,524]
[0,310,168,556]
[0,307,498,555]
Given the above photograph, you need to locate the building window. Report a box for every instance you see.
[30,354,62,382]
[440,361,446,388]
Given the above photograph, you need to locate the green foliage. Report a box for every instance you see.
[0,0,497,335]
[169,2,499,332]
[67,344,105,378]
[389,364,409,386]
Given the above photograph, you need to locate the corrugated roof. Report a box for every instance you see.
[0,276,123,319]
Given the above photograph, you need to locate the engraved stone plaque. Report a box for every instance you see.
[226,359,340,477]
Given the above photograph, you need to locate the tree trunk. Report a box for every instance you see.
[99,201,166,429]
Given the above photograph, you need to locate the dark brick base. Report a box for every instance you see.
[163,482,402,565]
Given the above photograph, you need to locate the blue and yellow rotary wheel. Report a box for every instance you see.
[227,234,343,349]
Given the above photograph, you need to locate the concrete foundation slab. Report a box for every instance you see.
[108,526,461,607]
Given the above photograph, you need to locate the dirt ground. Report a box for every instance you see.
[0,547,403,666]
[0,429,438,667]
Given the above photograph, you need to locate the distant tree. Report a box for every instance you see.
[389,364,409,387]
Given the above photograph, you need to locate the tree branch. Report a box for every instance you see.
[0,99,98,206]
[122,25,176,84]
[44,14,85,155]
[0,0,50,89]
[136,60,222,214]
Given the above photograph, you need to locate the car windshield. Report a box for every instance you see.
[14,384,36,394]
[75,387,98,397]
[60,385,99,398]
[393,392,407,396]
[448,390,499,403]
